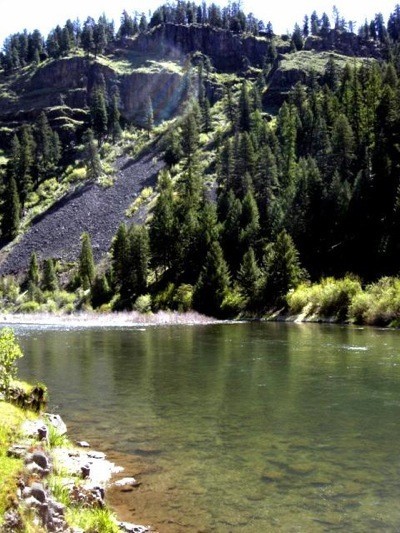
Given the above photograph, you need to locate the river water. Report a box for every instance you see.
[13,321,400,531]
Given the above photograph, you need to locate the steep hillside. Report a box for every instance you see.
[0,151,163,274]
[0,2,399,318]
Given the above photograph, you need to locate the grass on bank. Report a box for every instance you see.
[0,398,37,524]
[65,508,120,533]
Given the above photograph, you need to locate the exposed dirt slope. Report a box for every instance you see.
[0,152,163,275]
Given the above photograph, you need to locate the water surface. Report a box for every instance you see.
[14,322,400,531]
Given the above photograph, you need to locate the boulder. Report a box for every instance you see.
[45,413,67,435]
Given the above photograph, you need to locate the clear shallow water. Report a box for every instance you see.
[13,322,400,531]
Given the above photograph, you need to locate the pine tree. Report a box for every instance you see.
[108,90,122,142]
[144,96,154,133]
[193,241,230,317]
[128,224,150,300]
[84,129,102,180]
[1,177,20,242]
[90,86,108,143]
[238,80,252,132]
[237,247,261,304]
[42,258,58,292]
[112,223,130,300]
[149,170,176,272]
[27,252,40,287]
[181,111,199,166]
[91,274,111,308]
[261,230,306,307]
[221,189,243,274]
[79,232,95,289]
[34,112,54,184]
[240,189,260,251]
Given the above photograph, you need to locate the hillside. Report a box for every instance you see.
[0,152,163,274]
[0,2,399,319]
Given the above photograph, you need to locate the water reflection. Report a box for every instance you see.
[14,322,400,531]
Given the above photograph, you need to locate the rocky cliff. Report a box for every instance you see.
[0,54,187,146]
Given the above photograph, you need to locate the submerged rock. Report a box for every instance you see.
[119,522,151,533]
[114,477,141,491]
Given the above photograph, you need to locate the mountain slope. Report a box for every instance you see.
[0,152,163,275]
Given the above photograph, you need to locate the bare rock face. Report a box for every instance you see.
[120,70,186,124]
[133,23,274,71]
[304,29,382,59]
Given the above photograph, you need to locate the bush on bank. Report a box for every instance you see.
[287,276,400,326]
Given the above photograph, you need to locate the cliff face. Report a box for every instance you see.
[130,24,381,71]
[132,23,284,70]
[0,55,187,145]
[0,23,385,146]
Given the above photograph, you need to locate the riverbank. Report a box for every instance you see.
[0,395,153,532]
[0,310,221,327]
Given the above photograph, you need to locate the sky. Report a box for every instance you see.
[0,0,397,46]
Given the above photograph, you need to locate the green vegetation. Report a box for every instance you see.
[0,327,23,395]
[287,276,400,326]
[0,3,400,322]
[65,508,120,533]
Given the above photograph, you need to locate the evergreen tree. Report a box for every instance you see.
[112,223,130,300]
[163,128,183,166]
[42,258,58,292]
[91,274,111,308]
[34,112,55,184]
[149,170,176,272]
[193,241,230,317]
[84,129,102,179]
[237,247,261,304]
[108,90,122,141]
[220,189,243,274]
[128,224,150,300]
[1,177,20,242]
[261,230,306,306]
[181,111,199,167]
[238,80,252,132]
[79,232,95,289]
[27,252,40,287]
[90,86,108,142]
[144,96,154,133]
[240,189,260,251]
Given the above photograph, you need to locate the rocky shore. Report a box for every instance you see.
[3,411,153,532]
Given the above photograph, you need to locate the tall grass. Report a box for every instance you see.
[0,402,36,523]
[65,507,120,533]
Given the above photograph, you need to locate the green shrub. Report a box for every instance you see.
[286,283,311,314]
[0,327,23,394]
[134,294,152,313]
[18,301,41,313]
[152,282,176,311]
[348,277,400,326]
[287,276,362,321]
[221,288,245,317]
[173,284,193,312]
[0,276,20,305]
[65,166,87,183]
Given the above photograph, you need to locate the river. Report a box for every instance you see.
[13,321,400,531]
